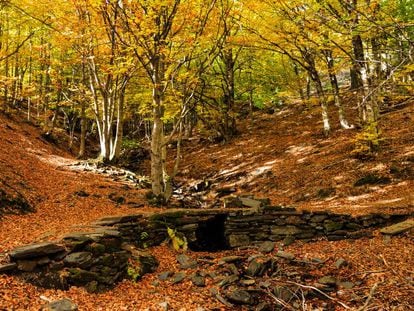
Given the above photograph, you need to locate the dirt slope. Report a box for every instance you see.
[0,113,155,253]
[0,102,413,310]
[176,101,414,216]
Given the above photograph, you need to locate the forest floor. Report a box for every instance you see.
[0,99,413,310]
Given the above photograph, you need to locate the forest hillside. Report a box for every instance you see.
[0,98,413,310]
[1,0,414,309]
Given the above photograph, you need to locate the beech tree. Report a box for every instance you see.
[106,0,218,201]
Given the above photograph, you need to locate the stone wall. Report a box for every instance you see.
[0,227,157,292]
[0,202,409,291]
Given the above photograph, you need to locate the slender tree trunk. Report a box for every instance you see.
[303,50,331,135]
[78,101,87,158]
[323,49,352,129]
[151,106,165,198]
[352,34,377,125]
[111,86,125,161]
[313,75,331,136]
[150,54,167,200]
[221,48,236,141]
[293,64,305,100]
[306,75,311,100]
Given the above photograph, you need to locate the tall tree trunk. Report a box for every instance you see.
[221,48,236,141]
[303,50,331,135]
[352,34,378,125]
[111,86,125,161]
[78,101,87,158]
[293,64,305,101]
[151,106,165,199]
[323,49,352,129]
[150,54,167,201]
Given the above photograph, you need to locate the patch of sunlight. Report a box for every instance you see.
[346,194,371,201]
[376,198,403,204]
[37,153,75,167]
[334,175,345,181]
[219,163,248,176]
[297,157,309,164]
[231,153,243,160]
[285,144,315,156]
[371,163,387,171]
[239,139,254,145]
[403,146,414,155]
[275,109,290,117]
[25,147,44,155]
[250,165,273,177]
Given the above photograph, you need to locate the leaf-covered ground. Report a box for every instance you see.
[0,101,413,310]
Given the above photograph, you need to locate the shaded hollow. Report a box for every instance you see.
[189,214,229,251]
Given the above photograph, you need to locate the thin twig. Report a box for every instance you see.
[262,288,296,310]
[286,281,351,309]
[357,282,379,311]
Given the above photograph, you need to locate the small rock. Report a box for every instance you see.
[258,280,272,288]
[85,281,98,293]
[44,298,78,311]
[108,193,126,204]
[171,272,186,284]
[335,258,348,269]
[240,197,262,209]
[132,252,159,276]
[311,257,325,264]
[74,190,89,197]
[324,221,343,232]
[240,279,256,286]
[218,256,244,264]
[218,274,239,287]
[223,196,243,208]
[338,281,354,289]
[191,273,206,287]
[158,271,172,281]
[282,236,295,246]
[380,219,414,235]
[273,286,294,301]
[246,258,267,277]
[64,252,93,269]
[214,293,233,308]
[176,254,197,269]
[226,289,255,305]
[318,276,337,286]
[258,241,275,253]
[228,234,250,248]
[276,251,295,260]
[216,187,237,197]
[226,263,239,276]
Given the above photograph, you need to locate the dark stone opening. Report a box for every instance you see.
[189,214,229,251]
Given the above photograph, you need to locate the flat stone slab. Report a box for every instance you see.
[9,242,65,260]
[0,263,17,273]
[380,219,414,235]
[94,214,143,226]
